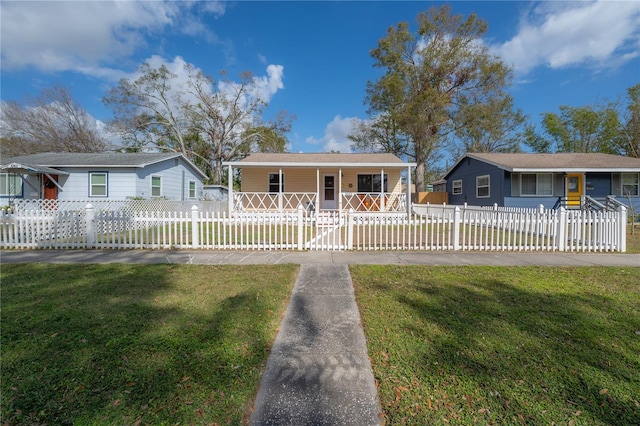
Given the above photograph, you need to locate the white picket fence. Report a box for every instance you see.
[0,203,628,252]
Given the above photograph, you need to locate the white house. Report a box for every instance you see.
[1,152,208,203]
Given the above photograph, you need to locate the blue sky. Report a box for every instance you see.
[1,1,639,160]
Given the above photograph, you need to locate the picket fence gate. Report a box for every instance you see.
[0,203,628,252]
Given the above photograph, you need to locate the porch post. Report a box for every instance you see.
[316,168,320,211]
[227,164,233,216]
[406,165,412,218]
[380,168,385,212]
[278,168,283,212]
[338,167,343,212]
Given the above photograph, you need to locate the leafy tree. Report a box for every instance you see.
[0,85,105,156]
[349,113,409,158]
[103,64,190,155]
[618,83,640,158]
[452,92,526,157]
[355,5,514,191]
[103,63,293,184]
[525,103,621,154]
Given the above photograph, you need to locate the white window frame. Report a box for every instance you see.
[622,173,639,197]
[151,175,162,197]
[476,175,490,198]
[188,180,197,199]
[268,172,284,193]
[0,173,22,196]
[452,179,462,195]
[89,172,108,197]
[521,173,553,196]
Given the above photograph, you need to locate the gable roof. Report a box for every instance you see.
[445,153,640,178]
[225,153,415,168]
[1,152,208,179]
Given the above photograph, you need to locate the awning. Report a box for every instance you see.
[1,162,69,176]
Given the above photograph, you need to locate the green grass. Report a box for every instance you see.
[351,265,640,425]
[1,263,298,425]
[627,224,640,253]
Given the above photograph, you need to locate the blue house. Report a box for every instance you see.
[1,152,207,203]
[441,153,640,210]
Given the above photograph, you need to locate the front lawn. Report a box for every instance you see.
[351,266,640,425]
[1,263,297,425]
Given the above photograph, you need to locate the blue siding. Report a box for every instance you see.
[505,197,558,209]
[446,157,505,206]
[585,173,611,198]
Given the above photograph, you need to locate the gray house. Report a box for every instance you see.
[1,152,207,203]
[441,152,640,210]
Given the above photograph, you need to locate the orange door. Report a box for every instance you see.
[566,173,583,207]
[43,175,58,200]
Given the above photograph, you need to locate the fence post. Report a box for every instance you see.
[297,206,304,250]
[347,208,354,250]
[558,207,566,251]
[191,205,199,248]
[85,203,95,248]
[618,205,627,252]
[453,206,461,251]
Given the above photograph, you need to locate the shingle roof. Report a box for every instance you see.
[228,152,414,167]
[467,152,640,170]
[1,152,183,167]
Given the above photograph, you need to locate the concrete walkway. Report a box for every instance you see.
[250,264,381,425]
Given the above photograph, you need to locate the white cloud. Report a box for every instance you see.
[306,116,358,153]
[0,1,226,75]
[492,0,640,74]
[122,56,284,124]
[250,65,285,102]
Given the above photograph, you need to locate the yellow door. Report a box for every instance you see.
[566,173,583,207]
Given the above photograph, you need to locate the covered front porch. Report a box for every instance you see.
[223,153,416,214]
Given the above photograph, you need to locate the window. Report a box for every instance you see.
[151,175,162,197]
[452,179,462,195]
[89,172,108,197]
[268,173,284,193]
[476,175,490,198]
[521,173,553,196]
[357,174,387,193]
[622,173,639,196]
[0,173,22,196]
[188,181,197,199]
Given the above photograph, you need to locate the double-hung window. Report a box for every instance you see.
[268,173,284,193]
[89,172,108,197]
[452,179,462,195]
[476,175,490,198]
[188,181,197,199]
[0,173,22,196]
[521,173,553,196]
[622,173,639,196]
[151,175,162,197]
[357,174,387,193]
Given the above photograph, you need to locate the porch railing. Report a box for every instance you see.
[231,192,408,212]
[342,192,407,212]
[232,192,317,212]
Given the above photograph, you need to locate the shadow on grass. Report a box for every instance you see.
[356,267,640,425]
[1,263,289,425]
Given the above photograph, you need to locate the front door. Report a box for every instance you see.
[43,174,58,200]
[566,173,583,207]
[322,174,337,210]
